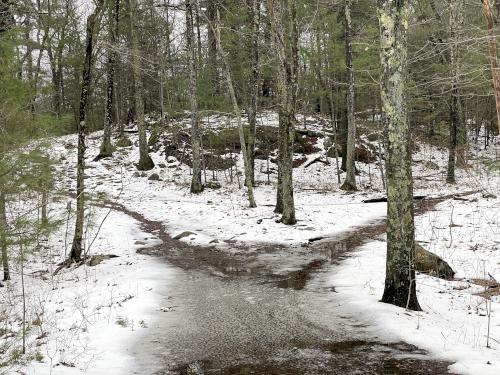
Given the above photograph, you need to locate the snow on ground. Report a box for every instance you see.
[329,190,500,374]
[3,111,499,374]
[1,203,175,374]
[48,111,485,249]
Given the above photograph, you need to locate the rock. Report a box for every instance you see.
[482,192,498,199]
[115,137,133,147]
[205,181,221,190]
[148,173,161,181]
[167,156,177,163]
[415,242,455,280]
[133,171,141,177]
[424,160,440,170]
[88,254,119,267]
[158,163,167,168]
[173,231,196,240]
[186,362,204,375]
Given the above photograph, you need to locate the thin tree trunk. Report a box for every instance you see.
[212,9,257,208]
[130,0,155,170]
[245,0,260,187]
[187,0,203,193]
[69,1,104,262]
[482,0,500,135]
[329,90,341,184]
[267,0,297,225]
[98,0,120,159]
[447,0,464,182]
[0,192,9,281]
[207,0,220,96]
[341,0,357,191]
[378,0,420,311]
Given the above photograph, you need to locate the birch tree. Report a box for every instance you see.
[378,0,420,310]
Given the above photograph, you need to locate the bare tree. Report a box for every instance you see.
[481,0,500,135]
[210,8,257,207]
[130,0,155,170]
[267,0,298,225]
[69,0,104,262]
[98,0,121,159]
[340,0,357,191]
[186,0,203,193]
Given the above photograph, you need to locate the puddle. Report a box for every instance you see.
[99,196,465,375]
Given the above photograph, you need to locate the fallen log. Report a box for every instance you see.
[362,195,426,203]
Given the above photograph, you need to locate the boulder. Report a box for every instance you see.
[415,242,455,280]
[88,254,119,267]
[173,231,196,240]
[205,181,221,190]
[148,173,161,181]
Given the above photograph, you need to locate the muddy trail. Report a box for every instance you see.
[102,195,469,375]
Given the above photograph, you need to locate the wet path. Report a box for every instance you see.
[103,197,460,375]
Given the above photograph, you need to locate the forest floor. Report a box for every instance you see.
[1,112,499,374]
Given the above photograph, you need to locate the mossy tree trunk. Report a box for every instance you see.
[267,0,298,225]
[70,1,104,262]
[340,0,357,192]
[378,0,420,311]
[130,0,155,171]
[98,0,120,159]
[186,0,203,193]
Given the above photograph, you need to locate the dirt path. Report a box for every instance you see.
[103,196,465,375]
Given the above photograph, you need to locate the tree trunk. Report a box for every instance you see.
[246,0,260,187]
[130,0,155,170]
[267,0,297,225]
[207,0,220,96]
[0,192,9,281]
[341,0,357,191]
[69,1,104,262]
[212,9,257,208]
[482,0,500,135]
[187,0,203,193]
[339,105,348,171]
[98,0,120,159]
[378,0,420,311]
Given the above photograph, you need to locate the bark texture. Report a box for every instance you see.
[70,1,104,262]
[482,0,500,135]
[341,0,357,191]
[130,0,155,170]
[186,0,203,193]
[212,9,257,208]
[98,0,120,159]
[245,0,260,187]
[267,0,298,225]
[0,192,9,281]
[378,0,420,311]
